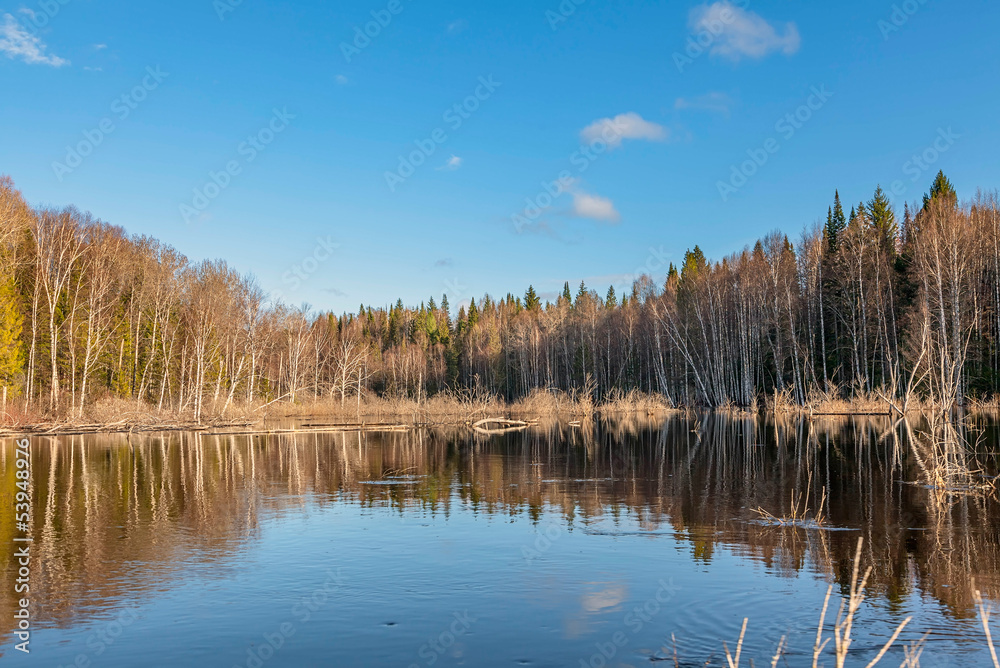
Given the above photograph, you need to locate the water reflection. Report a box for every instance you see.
[2,414,999,664]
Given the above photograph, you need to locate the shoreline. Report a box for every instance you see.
[3,396,989,437]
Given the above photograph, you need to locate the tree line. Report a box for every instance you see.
[1,171,998,419]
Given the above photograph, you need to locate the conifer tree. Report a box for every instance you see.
[0,276,23,394]
[524,285,541,311]
[826,191,847,250]
[681,246,706,280]
[605,285,618,310]
[868,185,898,254]
[576,281,588,306]
[561,281,572,303]
[923,170,957,210]
[440,294,451,327]
[467,299,479,327]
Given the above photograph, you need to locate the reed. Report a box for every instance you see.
[695,538,1000,667]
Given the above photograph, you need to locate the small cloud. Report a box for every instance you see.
[572,191,620,223]
[516,219,559,239]
[447,19,468,34]
[437,155,462,171]
[323,288,348,298]
[434,258,454,268]
[582,585,628,613]
[335,74,349,85]
[689,2,800,61]
[675,91,733,114]
[93,43,107,50]
[580,112,667,149]
[0,13,69,66]
[83,66,103,72]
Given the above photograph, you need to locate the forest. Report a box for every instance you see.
[0,171,998,421]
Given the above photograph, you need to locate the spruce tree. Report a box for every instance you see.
[605,285,618,309]
[440,294,451,327]
[825,206,835,249]
[576,280,588,306]
[524,285,541,311]
[827,191,847,250]
[901,202,913,245]
[467,299,479,328]
[561,281,572,303]
[923,170,957,210]
[681,246,706,281]
[867,185,898,255]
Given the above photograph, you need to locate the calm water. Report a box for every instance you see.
[3,415,1000,667]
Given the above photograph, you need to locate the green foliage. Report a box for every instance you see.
[826,191,847,251]
[681,246,707,281]
[868,185,898,255]
[524,285,541,311]
[923,170,957,210]
[467,299,479,328]
[605,285,618,310]
[0,276,23,388]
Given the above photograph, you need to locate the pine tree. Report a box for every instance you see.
[576,281,588,306]
[524,285,541,311]
[605,285,618,309]
[561,281,572,303]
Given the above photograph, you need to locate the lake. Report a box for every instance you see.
[3,415,1000,667]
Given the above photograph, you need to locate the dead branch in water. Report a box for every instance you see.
[471,417,531,435]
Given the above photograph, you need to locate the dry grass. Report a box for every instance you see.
[596,388,675,414]
[753,474,828,528]
[970,396,1000,413]
[906,419,999,501]
[0,399,49,427]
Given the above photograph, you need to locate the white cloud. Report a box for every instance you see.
[690,2,800,61]
[83,66,103,72]
[0,13,68,66]
[675,91,733,114]
[335,74,349,85]
[572,191,620,223]
[437,155,462,171]
[93,43,107,50]
[447,19,468,34]
[580,112,667,149]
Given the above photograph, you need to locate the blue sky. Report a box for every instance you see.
[2,0,998,312]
